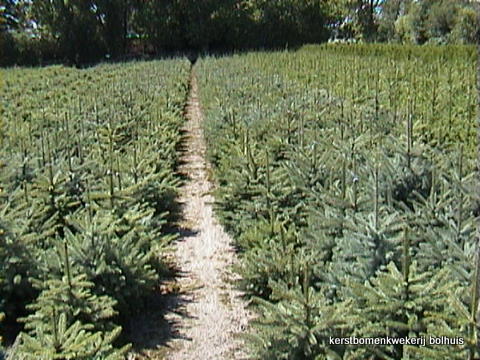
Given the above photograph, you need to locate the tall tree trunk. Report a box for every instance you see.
[369,0,375,38]
[122,0,128,56]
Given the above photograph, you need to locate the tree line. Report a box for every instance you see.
[0,0,479,66]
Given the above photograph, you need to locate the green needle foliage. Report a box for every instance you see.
[248,264,355,360]
[197,44,478,359]
[346,261,457,359]
[16,313,129,360]
[1,60,190,354]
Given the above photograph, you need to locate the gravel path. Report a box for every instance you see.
[163,67,251,360]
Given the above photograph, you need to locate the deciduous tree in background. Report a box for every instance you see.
[1,1,479,66]
[31,0,104,64]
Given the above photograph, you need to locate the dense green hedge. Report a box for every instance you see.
[301,43,477,61]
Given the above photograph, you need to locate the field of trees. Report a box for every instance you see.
[197,44,478,359]
[1,2,479,358]
[0,60,189,358]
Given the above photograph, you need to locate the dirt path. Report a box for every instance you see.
[162,67,250,360]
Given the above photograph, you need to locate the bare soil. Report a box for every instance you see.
[161,67,251,359]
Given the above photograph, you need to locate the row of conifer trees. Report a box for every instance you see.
[197,45,478,359]
[0,60,190,358]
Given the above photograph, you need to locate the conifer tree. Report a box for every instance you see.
[0,206,37,339]
[345,262,456,359]
[345,229,460,360]
[61,208,160,313]
[16,313,129,360]
[14,241,129,359]
[22,241,116,323]
[247,263,354,360]
[236,222,300,299]
[330,210,403,287]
